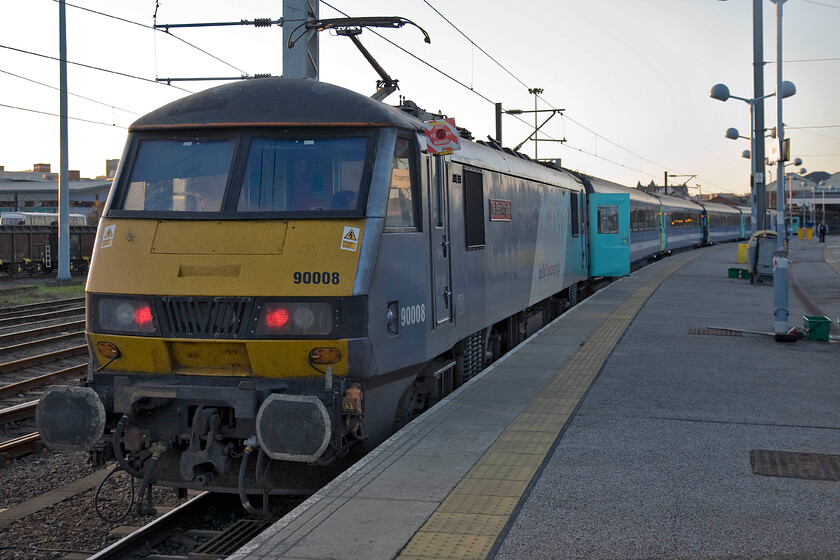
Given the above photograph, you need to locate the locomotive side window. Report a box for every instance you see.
[238,136,368,212]
[463,169,485,249]
[570,192,580,237]
[121,139,233,212]
[597,205,619,234]
[385,136,419,230]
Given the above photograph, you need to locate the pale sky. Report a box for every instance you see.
[1,0,839,195]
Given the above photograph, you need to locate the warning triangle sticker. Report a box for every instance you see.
[344,230,357,241]
[343,400,356,411]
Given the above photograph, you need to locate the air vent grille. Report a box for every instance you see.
[158,297,252,339]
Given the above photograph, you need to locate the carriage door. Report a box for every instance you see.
[588,193,630,277]
[428,156,453,326]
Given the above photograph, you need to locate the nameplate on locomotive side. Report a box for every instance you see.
[489,199,512,222]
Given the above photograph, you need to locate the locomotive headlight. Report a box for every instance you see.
[253,302,334,337]
[293,306,315,330]
[95,297,158,335]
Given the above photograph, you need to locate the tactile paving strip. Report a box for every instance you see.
[396,253,705,560]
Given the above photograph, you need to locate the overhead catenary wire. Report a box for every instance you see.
[53,0,250,76]
[801,0,840,10]
[325,1,708,190]
[0,102,129,129]
[0,44,193,94]
[319,1,496,106]
[405,1,711,189]
[768,57,840,64]
[0,68,141,116]
[315,5,563,160]
[420,0,530,91]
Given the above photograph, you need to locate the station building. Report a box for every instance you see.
[0,162,114,224]
[768,170,840,231]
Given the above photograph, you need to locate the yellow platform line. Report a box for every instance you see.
[823,245,840,276]
[396,253,704,560]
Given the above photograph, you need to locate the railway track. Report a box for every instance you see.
[0,344,88,374]
[0,401,41,462]
[0,363,88,398]
[0,295,299,559]
[0,319,85,345]
[0,296,84,317]
[0,306,85,329]
[88,492,302,560]
[0,299,88,464]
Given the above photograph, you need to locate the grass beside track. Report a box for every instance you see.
[0,281,85,306]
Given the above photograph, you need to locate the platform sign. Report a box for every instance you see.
[768,138,790,164]
[424,118,461,155]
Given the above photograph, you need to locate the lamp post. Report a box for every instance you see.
[785,161,804,229]
[710,82,794,233]
[819,181,827,222]
[717,0,795,337]
[715,0,768,232]
[771,0,791,336]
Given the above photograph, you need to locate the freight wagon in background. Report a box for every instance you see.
[0,212,97,275]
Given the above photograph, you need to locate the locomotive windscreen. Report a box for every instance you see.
[112,130,377,217]
[238,135,367,212]
[122,138,234,212]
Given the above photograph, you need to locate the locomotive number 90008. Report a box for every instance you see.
[293,271,341,285]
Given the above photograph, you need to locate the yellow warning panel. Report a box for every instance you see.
[398,532,496,560]
[472,452,544,468]
[418,512,508,536]
[448,477,530,498]
[465,464,538,482]
[437,494,519,516]
[490,439,554,455]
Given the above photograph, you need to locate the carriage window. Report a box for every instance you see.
[597,205,619,234]
[122,139,233,212]
[385,137,418,229]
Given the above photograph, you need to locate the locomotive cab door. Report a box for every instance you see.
[588,193,630,277]
[428,156,453,327]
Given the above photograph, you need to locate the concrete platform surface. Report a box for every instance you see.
[230,237,840,560]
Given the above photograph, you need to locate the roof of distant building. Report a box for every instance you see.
[805,171,831,183]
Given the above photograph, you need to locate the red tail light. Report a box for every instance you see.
[96,298,158,335]
[254,302,334,336]
[134,304,153,327]
[265,306,290,329]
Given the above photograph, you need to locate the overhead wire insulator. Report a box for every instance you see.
[253,18,273,27]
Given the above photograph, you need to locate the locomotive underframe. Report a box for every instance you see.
[88,372,372,494]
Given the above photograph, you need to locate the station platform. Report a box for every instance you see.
[230,237,840,560]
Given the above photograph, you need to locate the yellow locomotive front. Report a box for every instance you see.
[36,78,423,501]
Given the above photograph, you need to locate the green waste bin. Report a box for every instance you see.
[803,315,830,341]
[728,267,740,279]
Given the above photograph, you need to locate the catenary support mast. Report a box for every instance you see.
[283,0,319,79]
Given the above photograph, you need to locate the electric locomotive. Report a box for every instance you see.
[37,77,591,500]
